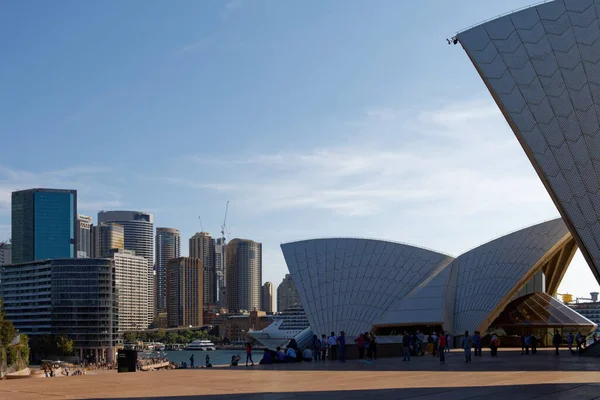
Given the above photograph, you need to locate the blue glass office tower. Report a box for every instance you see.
[11,188,77,264]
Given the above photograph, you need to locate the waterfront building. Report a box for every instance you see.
[76,214,92,258]
[110,249,150,331]
[97,211,154,323]
[0,258,118,361]
[277,274,300,313]
[155,228,181,313]
[261,282,274,313]
[166,257,203,328]
[458,0,600,286]
[11,188,77,264]
[0,242,11,266]
[92,222,125,258]
[282,218,596,344]
[189,232,216,308]
[226,238,262,313]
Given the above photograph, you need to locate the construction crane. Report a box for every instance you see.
[198,216,204,232]
[221,200,229,243]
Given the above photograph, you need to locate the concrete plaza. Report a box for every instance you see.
[1,349,599,399]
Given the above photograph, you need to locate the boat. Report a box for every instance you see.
[248,304,313,350]
[184,339,216,351]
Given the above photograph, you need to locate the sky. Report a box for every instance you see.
[1,0,599,308]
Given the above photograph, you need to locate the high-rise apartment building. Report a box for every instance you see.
[0,242,11,266]
[166,257,203,328]
[156,228,181,313]
[189,232,216,308]
[226,238,262,313]
[0,258,118,361]
[92,222,125,258]
[11,188,77,264]
[77,214,92,258]
[110,249,150,331]
[277,274,300,312]
[261,282,274,313]
[97,211,154,323]
[215,238,226,309]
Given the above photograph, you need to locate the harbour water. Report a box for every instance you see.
[157,349,263,366]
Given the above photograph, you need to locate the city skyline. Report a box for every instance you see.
[2,0,600,301]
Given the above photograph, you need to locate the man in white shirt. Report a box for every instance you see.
[328,332,338,361]
[302,348,313,362]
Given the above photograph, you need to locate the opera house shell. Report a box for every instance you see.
[282,218,596,339]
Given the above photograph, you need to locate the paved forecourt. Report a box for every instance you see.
[1,350,600,399]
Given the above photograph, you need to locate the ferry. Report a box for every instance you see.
[184,339,216,351]
[248,305,312,350]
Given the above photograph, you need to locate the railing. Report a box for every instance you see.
[456,0,555,34]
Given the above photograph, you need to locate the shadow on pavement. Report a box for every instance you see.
[82,382,600,400]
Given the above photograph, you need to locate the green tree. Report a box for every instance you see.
[123,332,137,343]
[56,335,74,356]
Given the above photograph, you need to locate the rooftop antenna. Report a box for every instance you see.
[198,216,204,232]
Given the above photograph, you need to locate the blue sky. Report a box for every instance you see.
[1,0,599,306]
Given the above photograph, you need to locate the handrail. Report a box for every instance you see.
[456,0,555,35]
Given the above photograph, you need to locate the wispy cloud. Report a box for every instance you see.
[220,0,245,21]
[173,98,550,217]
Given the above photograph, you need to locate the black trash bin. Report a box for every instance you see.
[117,349,137,373]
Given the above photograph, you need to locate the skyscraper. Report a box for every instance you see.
[277,274,300,312]
[0,242,11,266]
[215,238,226,309]
[189,232,216,308]
[97,211,154,323]
[76,214,92,258]
[11,188,77,264]
[156,227,181,313]
[166,257,203,328]
[261,282,274,313]
[110,249,150,331]
[92,222,125,258]
[226,238,262,313]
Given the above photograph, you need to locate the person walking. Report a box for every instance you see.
[189,354,195,368]
[461,331,473,363]
[568,331,574,353]
[432,332,439,357]
[402,331,411,361]
[445,333,451,355]
[531,333,537,354]
[245,342,254,366]
[576,331,583,354]
[524,334,531,355]
[312,335,321,362]
[320,334,328,361]
[328,332,338,361]
[490,334,499,357]
[553,331,562,356]
[338,331,346,363]
[472,331,482,356]
[365,332,372,361]
[438,330,447,364]
[370,333,378,360]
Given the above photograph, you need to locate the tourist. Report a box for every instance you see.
[490,335,499,357]
[553,331,562,355]
[276,347,285,362]
[206,354,212,368]
[438,330,447,364]
[364,332,372,361]
[338,331,346,363]
[472,331,482,356]
[426,334,434,355]
[245,342,254,367]
[531,334,537,354]
[312,335,321,362]
[524,334,531,355]
[460,331,473,363]
[417,331,424,356]
[189,354,195,368]
[370,333,377,360]
[355,333,366,360]
[303,347,313,362]
[320,334,328,361]
[576,331,584,354]
[432,332,439,357]
[285,346,297,362]
[260,349,273,365]
[568,331,574,352]
[445,332,451,354]
[230,355,239,367]
[328,332,338,361]
[288,338,299,351]
[402,330,411,361]
[521,334,526,355]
